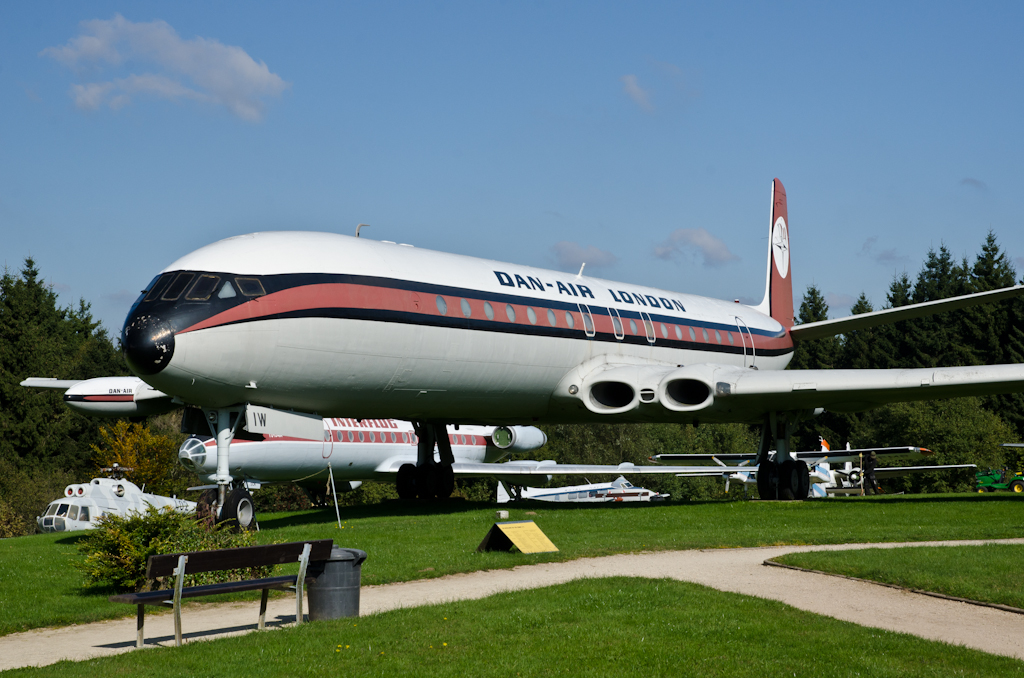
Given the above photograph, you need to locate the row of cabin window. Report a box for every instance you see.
[145,272,266,303]
[434,294,741,346]
[331,430,480,446]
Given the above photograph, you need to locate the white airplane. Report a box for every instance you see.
[496,476,669,503]
[116,178,1024,510]
[655,441,977,498]
[37,466,196,533]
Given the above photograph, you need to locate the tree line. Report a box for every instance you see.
[2,234,1023,535]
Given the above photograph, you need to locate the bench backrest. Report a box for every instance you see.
[146,539,334,579]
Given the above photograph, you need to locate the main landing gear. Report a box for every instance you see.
[755,412,810,501]
[198,406,257,530]
[396,422,456,501]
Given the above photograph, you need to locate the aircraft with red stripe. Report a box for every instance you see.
[119,179,1024,506]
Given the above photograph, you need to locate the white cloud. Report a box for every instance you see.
[550,241,618,272]
[858,236,909,266]
[621,74,653,112]
[42,14,288,121]
[960,177,988,192]
[654,228,739,267]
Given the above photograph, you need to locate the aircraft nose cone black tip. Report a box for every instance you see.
[122,314,175,376]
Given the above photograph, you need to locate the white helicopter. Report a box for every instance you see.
[36,465,196,533]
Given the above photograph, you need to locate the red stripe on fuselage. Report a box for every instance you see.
[72,395,135,402]
[177,282,794,354]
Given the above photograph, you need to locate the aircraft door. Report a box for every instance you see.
[322,423,334,459]
[577,304,596,338]
[735,316,756,369]
[639,311,656,344]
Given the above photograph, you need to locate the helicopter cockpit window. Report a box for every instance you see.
[144,273,174,302]
[235,277,266,297]
[218,280,237,299]
[161,273,195,301]
[185,274,220,301]
[45,503,58,516]
[56,503,69,517]
[67,505,79,521]
[79,506,90,522]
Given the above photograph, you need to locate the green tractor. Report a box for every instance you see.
[976,469,1024,493]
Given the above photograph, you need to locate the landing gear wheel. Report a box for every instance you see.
[779,460,805,501]
[416,465,439,500]
[795,460,810,500]
[436,464,455,499]
[1011,480,1024,494]
[397,463,417,500]
[221,487,256,531]
[757,463,778,500]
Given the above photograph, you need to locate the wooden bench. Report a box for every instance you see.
[109,539,334,648]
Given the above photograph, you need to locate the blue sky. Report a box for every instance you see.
[3,2,1023,335]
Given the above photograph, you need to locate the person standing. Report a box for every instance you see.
[864,451,880,495]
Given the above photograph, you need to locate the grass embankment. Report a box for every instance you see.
[8,577,1023,677]
[3,493,1023,636]
[773,543,1024,609]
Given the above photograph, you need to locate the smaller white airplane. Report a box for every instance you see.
[37,466,196,533]
[497,476,669,503]
[653,439,976,497]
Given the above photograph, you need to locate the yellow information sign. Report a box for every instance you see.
[477,520,558,553]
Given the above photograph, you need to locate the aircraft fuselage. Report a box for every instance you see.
[122,232,792,424]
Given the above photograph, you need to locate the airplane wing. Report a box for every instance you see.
[374,458,734,479]
[674,363,1024,421]
[652,447,931,466]
[789,285,1024,343]
[20,378,83,389]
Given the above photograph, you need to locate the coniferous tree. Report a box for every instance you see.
[838,293,875,369]
[0,258,127,468]
[788,284,840,370]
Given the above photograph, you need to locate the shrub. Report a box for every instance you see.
[76,506,270,592]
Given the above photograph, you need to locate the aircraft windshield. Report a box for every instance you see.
[185,274,220,301]
[55,503,69,517]
[45,503,58,516]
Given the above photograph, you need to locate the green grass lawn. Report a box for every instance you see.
[6,577,1022,677]
[772,543,1024,609]
[3,493,1023,637]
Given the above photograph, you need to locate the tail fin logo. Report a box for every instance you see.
[772,217,789,278]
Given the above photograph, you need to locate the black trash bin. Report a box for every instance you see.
[307,547,367,621]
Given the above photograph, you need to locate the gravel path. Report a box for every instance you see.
[3,538,1023,671]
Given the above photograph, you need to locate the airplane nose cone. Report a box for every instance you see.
[122,314,175,375]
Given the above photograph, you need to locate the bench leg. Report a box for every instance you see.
[174,602,182,647]
[259,589,269,630]
[136,605,145,649]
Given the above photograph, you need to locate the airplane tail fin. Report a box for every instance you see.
[496,481,510,504]
[754,178,794,329]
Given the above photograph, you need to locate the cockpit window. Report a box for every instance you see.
[45,503,58,516]
[235,277,266,297]
[162,273,196,301]
[79,506,90,522]
[144,273,175,302]
[67,505,79,521]
[56,503,69,517]
[185,275,220,301]
[218,281,237,299]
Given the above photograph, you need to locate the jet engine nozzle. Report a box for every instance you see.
[123,314,175,376]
